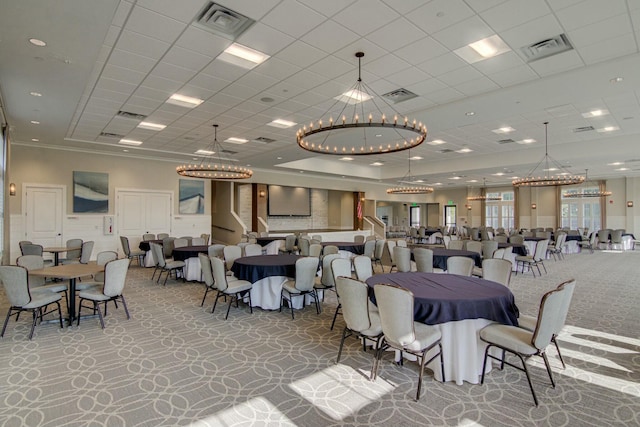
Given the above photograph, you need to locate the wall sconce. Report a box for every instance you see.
[531,203,537,209]
[9,183,16,196]
[259,190,266,198]
[466,204,472,210]
[628,201,634,208]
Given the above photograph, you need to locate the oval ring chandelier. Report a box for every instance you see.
[562,169,612,198]
[296,52,427,156]
[467,178,502,201]
[387,150,434,195]
[176,124,253,180]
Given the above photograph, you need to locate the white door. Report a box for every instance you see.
[116,189,172,241]
[146,193,171,234]
[24,184,64,247]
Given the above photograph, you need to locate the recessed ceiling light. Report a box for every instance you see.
[267,119,297,129]
[166,94,204,108]
[610,77,623,83]
[558,172,570,176]
[616,167,629,171]
[467,179,478,183]
[543,168,558,171]
[607,162,624,166]
[427,139,446,145]
[597,126,619,132]
[410,156,423,160]
[449,176,462,180]
[375,134,382,137]
[432,182,443,186]
[465,111,475,116]
[511,176,518,180]
[119,139,143,146]
[454,35,510,63]
[29,38,46,47]
[456,148,473,153]
[123,149,129,152]
[31,138,39,142]
[30,120,40,124]
[581,109,609,118]
[492,126,515,134]
[299,171,304,173]
[340,157,354,161]
[517,138,536,144]
[29,91,42,97]
[370,161,384,166]
[276,156,283,160]
[225,137,249,144]
[334,89,372,105]
[219,42,270,69]
[137,121,166,131]
[492,172,505,176]
[195,149,215,155]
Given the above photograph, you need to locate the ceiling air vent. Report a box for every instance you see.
[573,126,595,133]
[221,149,237,155]
[117,110,147,120]
[99,132,125,138]
[253,136,276,144]
[520,34,573,62]
[382,88,418,104]
[439,148,454,154]
[194,2,255,40]
[497,139,515,144]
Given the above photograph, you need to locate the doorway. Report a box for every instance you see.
[24,184,64,247]
[444,205,457,229]
[409,206,420,227]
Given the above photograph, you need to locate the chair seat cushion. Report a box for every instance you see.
[131,250,146,256]
[515,255,533,262]
[78,289,111,301]
[517,314,537,332]
[225,280,252,294]
[23,292,62,308]
[76,281,102,291]
[166,260,185,269]
[479,324,537,355]
[402,322,441,352]
[360,311,383,336]
[31,283,68,294]
[282,280,299,294]
[472,266,483,277]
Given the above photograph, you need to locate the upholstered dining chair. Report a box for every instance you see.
[223,245,242,273]
[354,235,365,244]
[479,283,568,406]
[173,238,188,249]
[393,246,412,273]
[494,235,508,243]
[208,244,225,258]
[150,243,185,285]
[464,240,482,256]
[373,239,385,270]
[481,258,512,287]
[162,237,176,259]
[243,243,263,257]
[447,240,465,250]
[210,257,253,320]
[481,240,498,260]
[279,235,298,254]
[308,243,322,258]
[77,258,130,329]
[515,239,549,277]
[353,255,373,282]
[16,255,69,304]
[120,236,145,266]
[281,257,320,320]
[59,238,83,264]
[413,248,433,273]
[547,233,566,260]
[200,233,210,245]
[517,279,576,369]
[0,265,64,340]
[372,283,444,401]
[76,250,118,291]
[509,235,524,245]
[198,253,238,307]
[323,245,339,256]
[492,248,505,259]
[385,240,397,272]
[577,232,596,253]
[20,243,44,257]
[335,277,383,378]
[142,233,155,241]
[298,237,310,256]
[191,237,205,246]
[446,256,474,276]
[62,240,94,265]
[157,233,169,240]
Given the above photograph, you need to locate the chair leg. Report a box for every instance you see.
[28,310,38,340]
[224,294,234,320]
[438,342,445,383]
[312,290,321,314]
[120,295,130,320]
[95,301,105,329]
[56,301,64,330]
[517,353,539,406]
[330,303,341,330]
[336,327,350,363]
[211,291,222,314]
[77,298,83,326]
[552,336,566,369]
[201,286,211,307]
[541,352,556,388]
[1,308,12,337]
[416,349,429,401]
[481,344,491,384]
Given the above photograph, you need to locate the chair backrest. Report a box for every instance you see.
[502,246,513,259]
[120,236,131,256]
[16,255,46,286]
[413,248,433,273]
[353,255,373,281]
[259,231,269,237]
[244,244,262,257]
[298,237,310,256]
[80,241,94,263]
[394,246,411,272]
[102,258,130,297]
[366,235,376,241]
[19,241,33,255]
[321,253,341,287]
[494,235,508,243]
[173,238,188,248]
[509,235,524,244]
[150,243,166,268]
[210,257,230,292]
[481,240,498,259]
[531,286,567,350]
[200,234,210,245]
[533,239,549,261]
[323,245,339,256]
[312,235,322,242]
[374,240,385,259]
[223,245,242,269]
[354,235,365,244]
[465,240,482,255]
[142,233,155,241]
[208,244,225,258]
[610,229,623,243]
[0,266,32,306]
[285,235,297,251]
[162,237,176,257]
[191,237,205,246]
[555,233,566,248]
[481,258,512,286]
[336,277,373,333]
[363,240,375,259]
[443,235,451,248]
[157,233,169,240]
[492,248,505,259]
[374,283,416,348]
[21,243,44,256]
[386,241,397,262]
[446,256,474,276]
[66,238,83,259]
[198,253,214,288]
[96,251,118,266]
[294,257,319,292]
[396,239,407,248]
[330,257,352,285]
[309,244,322,258]
[448,240,464,250]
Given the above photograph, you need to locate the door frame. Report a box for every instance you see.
[22,183,66,245]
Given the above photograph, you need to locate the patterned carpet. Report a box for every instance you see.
[0,249,639,426]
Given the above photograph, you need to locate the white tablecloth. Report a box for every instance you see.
[183,257,202,281]
[244,276,323,310]
[264,240,282,255]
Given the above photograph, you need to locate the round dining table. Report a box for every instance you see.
[231,254,312,310]
[429,248,482,270]
[139,239,163,267]
[366,272,518,385]
[322,241,365,256]
[172,245,211,281]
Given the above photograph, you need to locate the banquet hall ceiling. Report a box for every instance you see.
[2,0,640,190]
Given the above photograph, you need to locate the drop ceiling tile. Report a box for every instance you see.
[261,0,325,38]
[554,0,628,32]
[134,86,173,102]
[455,76,501,96]
[364,54,411,79]
[275,40,327,68]
[432,15,495,50]
[381,0,429,14]
[201,59,250,82]
[385,66,432,87]
[579,34,638,65]
[297,0,356,17]
[499,14,564,52]
[395,37,449,64]
[236,22,295,55]
[333,38,388,66]
[175,26,231,58]
[464,0,509,13]
[126,5,186,43]
[188,73,231,92]
[92,87,130,103]
[418,53,468,77]
[472,51,526,75]
[136,0,203,23]
[308,55,354,80]
[112,1,134,27]
[406,78,448,96]
[332,0,399,36]
[480,0,551,33]
[254,57,302,81]
[527,50,584,76]
[426,87,465,104]
[152,62,197,83]
[283,69,328,91]
[101,64,146,86]
[366,18,424,51]
[488,64,539,87]
[406,0,475,35]
[142,74,183,92]
[567,13,633,48]
[214,0,281,21]
[179,84,220,101]
[301,20,360,54]
[124,96,164,111]
[221,82,263,101]
[162,46,213,71]
[103,25,121,48]
[108,49,158,74]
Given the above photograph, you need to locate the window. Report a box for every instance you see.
[485,191,514,230]
[561,188,601,231]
